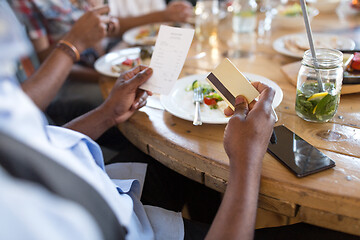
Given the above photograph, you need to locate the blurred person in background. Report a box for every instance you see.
[11,0,193,65]
[10,0,193,125]
[108,0,192,20]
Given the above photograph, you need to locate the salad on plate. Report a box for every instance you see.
[186,80,228,112]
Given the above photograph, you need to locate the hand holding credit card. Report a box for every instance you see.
[206,58,278,121]
[206,58,260,110]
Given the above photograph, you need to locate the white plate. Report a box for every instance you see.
[94,47,141,77]
[123,24,159,46]
[273,33,356,58]
[123,23,193,46]
[160,73,283,124]
[272,6,318,29]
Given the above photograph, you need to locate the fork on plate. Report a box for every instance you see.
[193,87,203,126]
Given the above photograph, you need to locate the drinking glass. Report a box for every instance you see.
[195,0,219,44]
[232,0,257,33]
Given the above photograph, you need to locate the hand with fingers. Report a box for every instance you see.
[106,16,120,36]
[62,6,110,53]
[206,82,276,240]
[223,82,276,172]
[101,65,153,124]
[164,1,194,22]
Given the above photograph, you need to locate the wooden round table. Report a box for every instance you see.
[100,4,360,235]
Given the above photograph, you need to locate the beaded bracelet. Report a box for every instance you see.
[56,40,80,62]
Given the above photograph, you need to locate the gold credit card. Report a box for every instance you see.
[206,58,259,110]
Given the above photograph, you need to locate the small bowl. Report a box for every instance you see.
[307,0,341,13]
[272,5,319,29]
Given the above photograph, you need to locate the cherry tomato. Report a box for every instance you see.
[122,58,133,66]
[204,97,217,106]
[351,52,360,71]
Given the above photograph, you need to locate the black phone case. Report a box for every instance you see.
[267,149,335,177]
[267,125,336,178]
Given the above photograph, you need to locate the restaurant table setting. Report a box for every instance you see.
[159,72,283,124]
[95,0,360,234]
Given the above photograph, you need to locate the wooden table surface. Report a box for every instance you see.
[99,3,360,235]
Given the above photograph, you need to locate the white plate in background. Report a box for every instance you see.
[273,33,356,58]
[123,23,193,46]
[94,47,142,77]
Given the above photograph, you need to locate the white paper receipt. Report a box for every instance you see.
[140,25,195,95]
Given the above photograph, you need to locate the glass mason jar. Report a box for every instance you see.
[232,0,257,33]
[295,48,343,122]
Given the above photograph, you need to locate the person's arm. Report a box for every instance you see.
[69,65,100,83]
[109,1,193,37]
[64,66,153,140]
[21,46,74,111]
[30,36,51,60]
[29,32,100,83]
[21,7,109,110]
[206,83,276,240]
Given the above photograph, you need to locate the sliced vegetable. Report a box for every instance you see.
[351,52,360,71]
[203,92,224,109]
[192,80,199,89]
[186,80,214,94]
[122,58,133,66]
[186,80,225,110]
[307,92,328,101]
[122,58,140,67]
[204,97,217,106]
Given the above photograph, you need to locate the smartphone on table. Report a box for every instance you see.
[267,125,335,178]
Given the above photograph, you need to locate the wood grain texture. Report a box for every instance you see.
[297,206,360,235]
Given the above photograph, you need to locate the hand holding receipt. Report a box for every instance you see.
[140,25,195,95]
